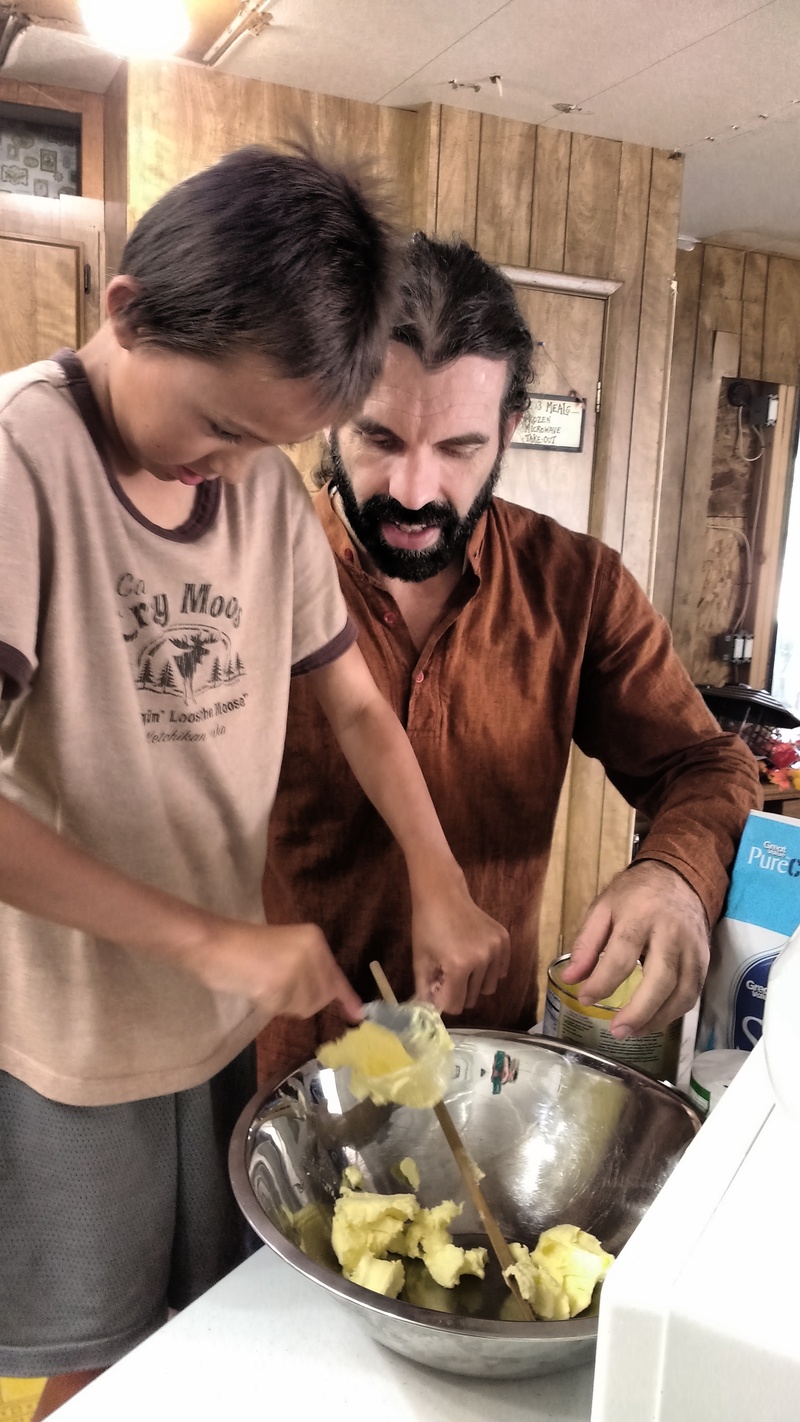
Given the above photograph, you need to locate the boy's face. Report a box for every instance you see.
[106,286,336,486]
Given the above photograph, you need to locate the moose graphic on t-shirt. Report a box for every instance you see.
[134,623,245,705]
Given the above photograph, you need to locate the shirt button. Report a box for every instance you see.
[414,671,425,684]
[343,549,355,563]
[383,611,396,627]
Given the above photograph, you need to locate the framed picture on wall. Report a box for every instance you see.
[512,393,586,452]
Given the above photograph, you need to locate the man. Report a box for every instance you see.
[260,232,759,1079]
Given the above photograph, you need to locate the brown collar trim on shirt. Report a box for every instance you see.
[313,483,489,577]
[49,350,221,544]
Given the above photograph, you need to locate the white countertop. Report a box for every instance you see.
[57,1246,595,1421]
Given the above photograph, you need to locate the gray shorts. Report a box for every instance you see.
[0,1048,257,1376]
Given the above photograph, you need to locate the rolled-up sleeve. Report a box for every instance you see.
[574,549,760,924]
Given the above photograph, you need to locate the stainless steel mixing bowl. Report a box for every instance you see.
[229,1031,700,1379]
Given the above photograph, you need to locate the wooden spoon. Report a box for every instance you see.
[369,961,535,1322]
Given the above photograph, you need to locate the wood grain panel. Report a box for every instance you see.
[0,235,79,372]
[377,107,417,234]
[125,61,416,229]
[748,384,797,688]
[653,244,703,621]
[702,244,745,310]
[103,63,128,280]
[621,148,683,590]
[740,250,768,380]
[536,762,572,1009]
[528,126,570,272]
[671,250,742,670]
[475,115,535,265]
[588,142,651,555]
[597,782,635,899]
[563,133,621,280]
[411,104,439,232]
[561,751,606,946]
[0,77,105,200]
[763,256,800,385]
[435,106,480,243]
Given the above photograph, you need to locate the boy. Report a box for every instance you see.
[0,146,508,1416]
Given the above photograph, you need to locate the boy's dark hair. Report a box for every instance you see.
[118,144,400,418]
[388,232,534,425]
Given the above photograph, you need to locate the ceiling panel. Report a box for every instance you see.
[681,113,800,251]
[217,0,505,104]
[547,0,800,149]
[372,0,766,110]
[1,24,119,92]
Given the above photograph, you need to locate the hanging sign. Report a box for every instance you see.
[512,393,585,452]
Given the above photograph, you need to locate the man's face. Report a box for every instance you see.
[330,343,511,581]
[106,292,336,487]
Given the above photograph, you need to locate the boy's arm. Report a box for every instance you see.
[0,791,362,1022]
[304,643,511,1014]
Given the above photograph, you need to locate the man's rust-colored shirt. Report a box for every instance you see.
[261,490,759,1078]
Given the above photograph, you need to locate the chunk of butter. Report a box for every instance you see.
[349,1254,405,1299]
[395,1157,420,1190]
[318,1009,453,1109]
[319,1021,415,1079]
[330,1170,487,1299]
[504,1224,614,1319]
[331,1189,417,1277]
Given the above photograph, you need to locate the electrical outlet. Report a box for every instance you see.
[749,391,779,427]
[714,631,754,663]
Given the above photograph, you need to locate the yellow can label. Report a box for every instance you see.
[542,956,680,1081]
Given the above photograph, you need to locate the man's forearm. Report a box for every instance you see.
[620,732,761,925]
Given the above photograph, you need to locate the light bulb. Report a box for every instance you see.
[81,0,191,57]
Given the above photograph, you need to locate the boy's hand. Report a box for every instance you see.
[559,860,710,1037]
[184,920,363,1024]
[410,868,511,1015]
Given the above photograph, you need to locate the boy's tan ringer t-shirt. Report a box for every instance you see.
[0,355,356,1106]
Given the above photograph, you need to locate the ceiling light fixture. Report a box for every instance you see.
[80,0,190,56]
[203,2,273,67]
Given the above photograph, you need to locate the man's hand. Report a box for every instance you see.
[410,867,511,1015]
[184,920,364,1024]
[559,860,710,1038]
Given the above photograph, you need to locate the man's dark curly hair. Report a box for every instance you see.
[388,232,534,426]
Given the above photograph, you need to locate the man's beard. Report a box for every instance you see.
[323,434,502,583]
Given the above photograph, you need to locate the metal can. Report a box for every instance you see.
[542,954,681,1082]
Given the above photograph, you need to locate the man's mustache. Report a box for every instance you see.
[360,495,456,530]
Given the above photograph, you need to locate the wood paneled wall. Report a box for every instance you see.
[656,241,800,682]
[121,61,417,231]
[119,65,683,579]
[103,64,129,279]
